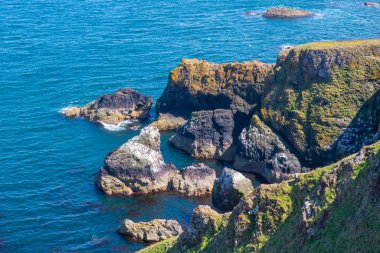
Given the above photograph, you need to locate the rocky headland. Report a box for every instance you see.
[63,88,152,124]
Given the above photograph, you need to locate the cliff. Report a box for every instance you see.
[140,140,380,252]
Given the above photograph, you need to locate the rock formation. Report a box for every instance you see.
[263,7,312,18]
[170,109,237,161]
[212,168,254,211]
[141,140,380,252]
[96,126,216,196]
[234,115,302,182]
[170,163,216,196]
[364,2,380,7]
[156,59,273,119]
[261,39,380,166]
[118,219,182,243]
[150,113,187,131]
[63,88,152,125]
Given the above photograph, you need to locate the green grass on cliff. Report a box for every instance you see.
[298,39,380,50]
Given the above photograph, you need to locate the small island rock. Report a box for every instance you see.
[118,219,183,243]
[263,7,312,18]
[364,2,380,7]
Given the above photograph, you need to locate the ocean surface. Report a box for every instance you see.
[0,0,379,252]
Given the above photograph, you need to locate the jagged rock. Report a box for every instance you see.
[96,126,217,196]
[95,168,133,196]
[170,109,237,161]
[99,126,177,194]
[81,88,152,124]
[62,106,81,118]
[261,39,380,166]
[170,163,216,196]
[150,113,187,131]
[234,115,302,182]
[364,2,380,7]
[118,219,183,243]
[212,168,254,211]
[263,7,312,18]
[156,59,273,118]
[177,205,226,249]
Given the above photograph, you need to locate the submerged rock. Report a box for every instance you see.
[171,163,216,196]
[150,113,187,131]
[261,39,380,166]
[234,115,302,183]
[263,7,312,18]
[118,219,183,243]
[156,59,273,118]
[212,168,254,211]
[170,109,237,161]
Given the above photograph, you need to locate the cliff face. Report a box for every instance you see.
[140,141,380,253]
[156,59,273,118]
[261,39,380,166]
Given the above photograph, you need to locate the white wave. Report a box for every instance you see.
[99,120,141,131]
[279,44,295,51]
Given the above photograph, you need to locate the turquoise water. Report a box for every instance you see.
[1,0,379,252]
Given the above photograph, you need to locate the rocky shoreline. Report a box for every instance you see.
[64,38,380,251]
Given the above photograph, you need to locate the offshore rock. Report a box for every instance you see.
[150,113,187,131]
[156,59,273,118]
[118,219,183,243]
[81,88,153,124]
[263,7,312,18]
[170,163,216,196]
[364,2,380,7]
[261,39,380,166]
[170,109,237,161]
[212,168,254,211]
[234,115,302,183]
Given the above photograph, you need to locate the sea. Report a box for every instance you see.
[1,0,379,252]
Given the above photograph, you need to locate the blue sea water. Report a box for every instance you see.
[0,0,379,252]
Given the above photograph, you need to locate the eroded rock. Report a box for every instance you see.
[234,115,302,182]
[212,168,254,211]
[118,219,183,243]
[263,7,312,18]
[150,113,187,131]
[62,106,82,118]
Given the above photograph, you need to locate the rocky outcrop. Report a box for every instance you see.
[150,113,187,131]
[96,126,216,196]
[118,219,182,243]
[170,109,237,161]
[156,59,273,119]
[177,205,227,250]
[212,168,254,211]
[62,106,81,118]
[263,7,312,18]
[62,88,152,124]
[170,164,216,196]
[261,39,380,166]
[364,2,380,7]
[234,115,302,182]
[143,141,380,252]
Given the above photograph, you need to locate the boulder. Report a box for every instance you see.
[170,109,237,161]
[234,115,302,183]
[171,163,216,196]
[118,219,183,243]
[262,7,312,18]
[150,113,187,131]
[82,88,152,124]
[261,39,380,166]
[212,168,254,211]
[62,106,81,118]
[364,2,380,7]
[95,168,133,196]
[99,126,177,194]
[156,59,273,118]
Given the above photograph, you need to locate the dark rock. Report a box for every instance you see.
[234,115,302,183]
[170,109,238,161]
[212,168,254,211]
